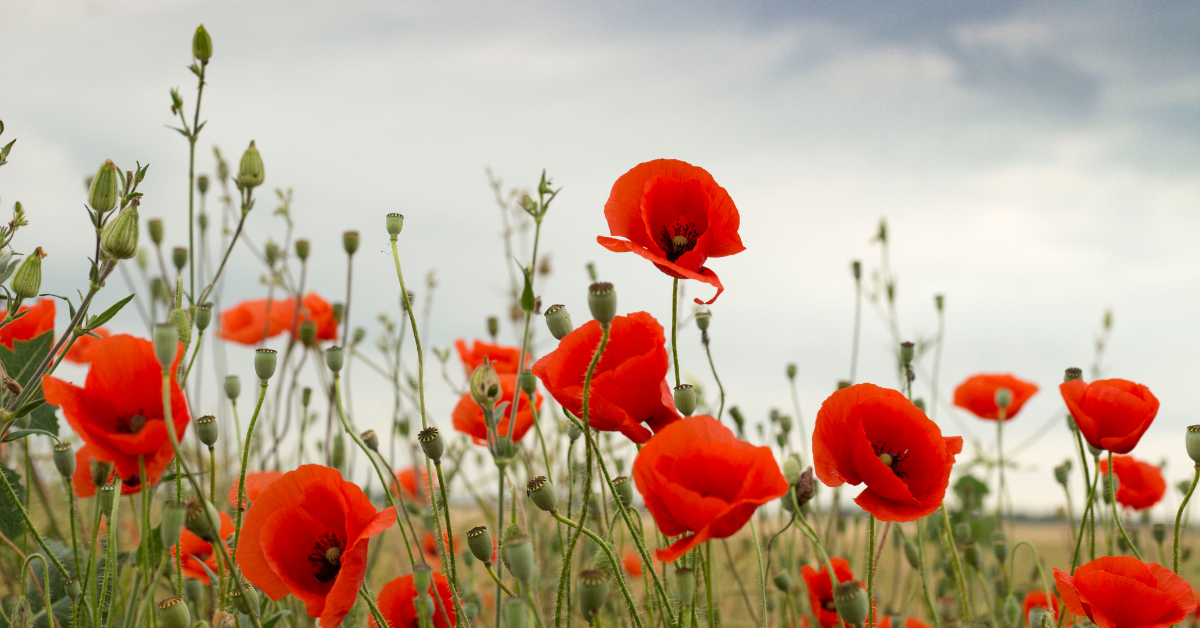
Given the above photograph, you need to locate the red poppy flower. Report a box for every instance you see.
[44,334,189,491]
[454,339,526,376]
[801,558,858,628]
[813,383,963,522]
[597,159,744,304]
[621,550,643,578]
[70,444,146,497]
[1099,455,1166,511]
[451,374,542,446]
[64,327,111,364]
[532,312,681,444]
[1060,379,1160,454]
[879,618,931,628]
[393,467,431,503]
[228,471,284,507]
[953,373,1039,420]
[172,511,234,583]
[1054,556,1196,628]
[218,299,288,345]
[632,415,788,562]
[278,294,339,342]
[370,572,456,628]
[421,532,459,563]
[237,464,395,627]
[0,298,55,349]
[1024,590,1069,626]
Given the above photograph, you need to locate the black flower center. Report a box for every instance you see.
[659,220,698,262]
[872,441,910,479]
[307,532,345,583]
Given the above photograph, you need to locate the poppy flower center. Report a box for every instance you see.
[872,442,909,479]
[658,220,698,262]
[307,532,345,583]
[119,412,147,434]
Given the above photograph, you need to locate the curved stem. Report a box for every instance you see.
[553,512,644,628]
[1008,540,1054,617]
[1174,466,1199,573]
[359,586,390,628]
[231,381,269,554]
[485,563,517,597]
[1108,451,1142,559]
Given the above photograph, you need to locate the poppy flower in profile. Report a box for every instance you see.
[71,444,144,497]
[632,415,788,562]
[237,465,395,628]
[369,572,456,628]
[1024,590,1069,626]
[454,339,526,376]
[800,558,858,628]
[953,373,1039,420]
[813,383,963,522]
[1054,556,1196,628]
[64,327,111,364]
[228,471,284,508]
[0,298,55,349]
[218,299,287,345]
[172,511,235,583]
[393,467,431,503]
[533,312,681,444]
[452,374,542,446]
[1060,378,1160,454]
[1099,455,1166,511]
[44,334,189,491]
[621,550,643,578]
[597,159,744,304]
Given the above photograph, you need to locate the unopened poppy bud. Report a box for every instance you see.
[264,240,280,266]
[1027,608,1050,628]
[185,498,221,542]
[786,364,797,381]
[169,308,192,350]
[212,611,236,628]
[833,581,869,627]
[782,455,802,485]
[385,213,404,237]
[903,540,920,570]
[196,416,218,447]
[992,532,1008,563]
[325,346,344,373]
[913,398,926,413]
[343,230,360,255]
[64,577,81,601]
[470,359,502,407]
[102,205,140,259]
[504,534,535,583]
[1186,426,1200,466]
[195,304,212,331]
[160,500,187,547]
[89,160,121,213]
[192,24,212,61]
[994,387,1013,411]
[91,458,114,488]
[527,476,557,513]
[544,305,573,340]
[729,406,745,435]
[237,141,264,190]
[578,569,609,621]
[567,421,583,442]
[294,320,315,347]
[518,370,537,396]
[1003,594,1021,628]
[1064,367,1083,382]
[778,414,793,434]
[52,441,75,478]
[837,380,851,390]
[412,562,432,592]
[172,246,188,272]
[467,526,494,564]
[12,247,44,299]
[360,429,379,451]
[611,476,633,509]
[781,486,796,513]
[153,323,179,369]
[673,384,697,416]
[157,596,191,628]
[255,348,278,381]
[332,302,345,324]
[587,282,616,324]
[899,341,914,365]
[148,218,165,245]
[98,483,117,515]
[964,542,982,570]
[772,571,791,592]
[196,175,209,195]
[1153,522,1166,544]
[1102,474,1118,503]
[674,567,696,607]
[851,260,862,280]
[330,432,346,469]
[8,597,31,628]
[184,578,204,609]
[463,603,480,623]
[224,375,241,400]
[953,522,971,544]
[502,597,526,628]
[418,427,443,462]
[485,315,500,339]
[1054,463,1070,486]
[293,238,310,262]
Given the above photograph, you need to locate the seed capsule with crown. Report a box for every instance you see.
[526,476,557,513]
[386,213,404,236]
[52,442,75,478]
[255,348,278,381]
[587,282,616,324]
[544,304,573,340]
[158,596,191,628]
[673,384,697,416]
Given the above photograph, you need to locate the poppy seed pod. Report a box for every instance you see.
[160,500,187,548]
[361,429,379,452]
[673,384,697,416]
[52,441,75,478]
[486,315,499,338]
[148,218,165,245]
[467,526,494,564]
[833,581,870,627]
[1054,462,1070,486]
[298,320,316,347]
[224,375,241,400]
[254,348,278,381]
[851,259,862,280]
[963,542,982,570]
[237,141,264,190]
[786,363,797,380]
[527,476,557,513]
[1064,367,1083,382]
[325,346,344,373]
[899,341,914,365]
[903,540,920,570]
[586,282,616,325]
[184,578,203,608]
[544,304,573,340]
[1187,426,1200,465]
[418,427,443,462]
[386,213,404,237]
[675,567,696,607]
[1003,594,1021,628]
[502,597,526,628]
[101,205,140,259]
[913,398,926,413]
[294,238,310,262]
[772,571,792,592]
[229,582,259,615]
[193,24,212,61]
[194,304,212,331]
[264,240,281,266]
[504,534,535,584]
[330,432,345,469]
[611,476,633,509]
[89,160,122,213]
[97,484,117,516]
[91,458,114,487]
[577,569,609,621]
[413,563,432,592]
[953,522,971,544]
[992,532,1008,563]
[153,323,179,369]
[695,310,711,331]
[12,247,44,299]
[172,246,188,272]
[197,175,209,195]
[994,387,1013,411]
[342,231,359,255]
[778,414,793,434]
[185,498,221,542]
[332,302,345,324]
[64,577,81,601]
[518,370,537,396]
[1153,522,1167,544]
[196,416,218,447]
[157,596,191,628]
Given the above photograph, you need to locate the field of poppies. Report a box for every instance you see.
[1,22,1198,628]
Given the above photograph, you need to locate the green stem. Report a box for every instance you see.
[1174,466,1199,573]
[749,518,767,628]
[1070,461,1101,572]
[553,512,645,628]
[939,506,971,620]
[1108,451,1142,559]
[485,563,517,597]
[914,519,942,628]
[359,586,390,628]
[0,462,69,576]
[495,462,506,628]
[703,542,715,628]
[670,278,680,387]
[231,381,269,555]
[1008,541,1054,619]
[866,515,875,628]
[435,463,458,586]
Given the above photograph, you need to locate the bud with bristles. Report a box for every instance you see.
[587,282,616,324]
[1028,608,1050,628]
[467,526,495,564]
[89,160,121,213]
[330,432,345,469]
[527,476,557,513]
[675,568,696,607]
[773,571,792,592]
[53,441,75,478]
[502,597,527,628]
[168,309,192,350]
[196,416,218,447]
[577,569,609,622]
[545,304,573,340]
[518,370,537,396]
[158,596,191,628]
[504,534,535,584]
[413,563,432,592]
[964,542,982,570]
[101,205,140,259]
[12,247,44,299]
[567,421,582,442]
[237,141,264,190]
[386,213,404,237]
[192,25,212,61]
[255,348,277,381]
[1003,594,1021,628]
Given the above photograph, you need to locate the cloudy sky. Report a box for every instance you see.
[2,1,1199,514]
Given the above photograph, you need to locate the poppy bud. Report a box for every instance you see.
[994,387,1013,411]
[470,359,502,408]
[169,308,192,351]
[91,458,114,488]
[255,348,278,381]
[8,597,31,628]
[467,526,494,564]
[963,542,982,570]
[899,341,914,365]
[502,597,526,628]
[101,205,140,259]
[185,498,221,542]
[293,238,310,262]
[772,571,791,592]
[785,365,797,382]
[1003,594,1021,628]
[586,282,616,325]
[330,432,346,469]
[343,231,359,255]
[903,540,920,570]
[224,375,241,400]
[992,533,1008,563]
[837,380,851,390]
[332,302,345,324]
[172,246,188,272]
[463,603,480,623]
[291,320,314,347]
[1153,522,1166,544]
[833,581,870,627]
[527,476,557,513]
[512,372,536,399]
[782,455,802,485]
[851,260,862,281]
[1028,608,1050,628]
[361,429,379,452]
[673,384,697,416]
[237,141,264,190]
[195,304,212,331]
[97,483,117,516]
[184,579,204,610]
[192,24,212,61]
[485,315,500,339]
[676,569,698,608]
[64,577,81,601]
[1064,367,1083,382]
[196,175,210,196]
[196,415,218,447]
[52,441,75,478]
[89,160,121,213]
[1054,463,1070,486]
[412,562,432,593]
[384,213,404,237]
[148,218,165,245]
[611,476,633,509]
[153,323,179,369]
[1186,426,1200,466]
[504,534,535,584]
[912,398,927,413]
[325,346,344,373]
[12,247,45,300]
[262,240,281,267]
[567,421,583,442]
[1102,474,1118,503]
[418,427,443,462]
[578,569,609,622]
[953,522,971,544]
[778,414,793,434]
[728,406,745,436]
[160,500,187,548]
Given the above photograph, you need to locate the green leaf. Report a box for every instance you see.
[26,403,57,437]
[261,611,292,628]
[87,294,134,330]
[1,429,56,443]
[14,398,43,418]
[0,463,27,539]
[0,329,53,390]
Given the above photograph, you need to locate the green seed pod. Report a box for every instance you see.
[101,205,140,259]
[158,596,191,628]
[194,304,212,331]
[467,526,494,564]
[1153,522,1167,544]
[1102,473,1118,504]
[294,238,310,262]
[1064,367,1083,382]
[89,160,121,213]
[1003,594,1021,628]
[903,540,920,570]
[695,310,710,331]
[611,476,633,509]
[778,414,793,434]
[148,219,165,245]
[386,213,404,237]
[577,569,609,622]
[332,302,345,324]
[953,522,971,544]
[772,571,791,592]
[263,240,281,267]
[991,532,1008,563]
[413,563,432,592]
[502,597,526,628]
[65,577,81,601]
[675,568,696,607]
[325,346,344,373]
[254,348,278,381]
[52,441,75,478]
[352,327,366,346]
[1054,463,1070,487]
[169,309,192,350]
[197,175,209,195]
[526,476,557,513]
[418,427,443,462]
[360,429,379,452]
[295,320,316,347]
[851,260,862,280]
[342,231,359,255]
[153,323,180,369]
[172,246,188,272]
[786,363,797,380]
[837,380,851,390]
[237,141,264,190]
[12,247,44,299]
[673,384,697,416]
[518,370,537,396]
[192,24,213,61]
[485,315,499,339]
[504,534,535,584]
[91,458,114,488]
[195,416,218,447]
[587,282,616,325]
[463,603,479,623]
[833,581,870,627]
[913,398,926,413]
[567,421,583,442]
[544,304,573,340]
[224,375,241,401]
[781,486,796,513]
[963,542,982,570]
[330,432,346,469]
[1187,426,1200,465]
[185,498,221,542]
[994,387,1013,411]
[161,500,187,548]
[229,582,259,615]
[782,454,802,485]
[899,341,914,365]
[184,578,204,609]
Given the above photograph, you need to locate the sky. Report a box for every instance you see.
[1,1,1199,515]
